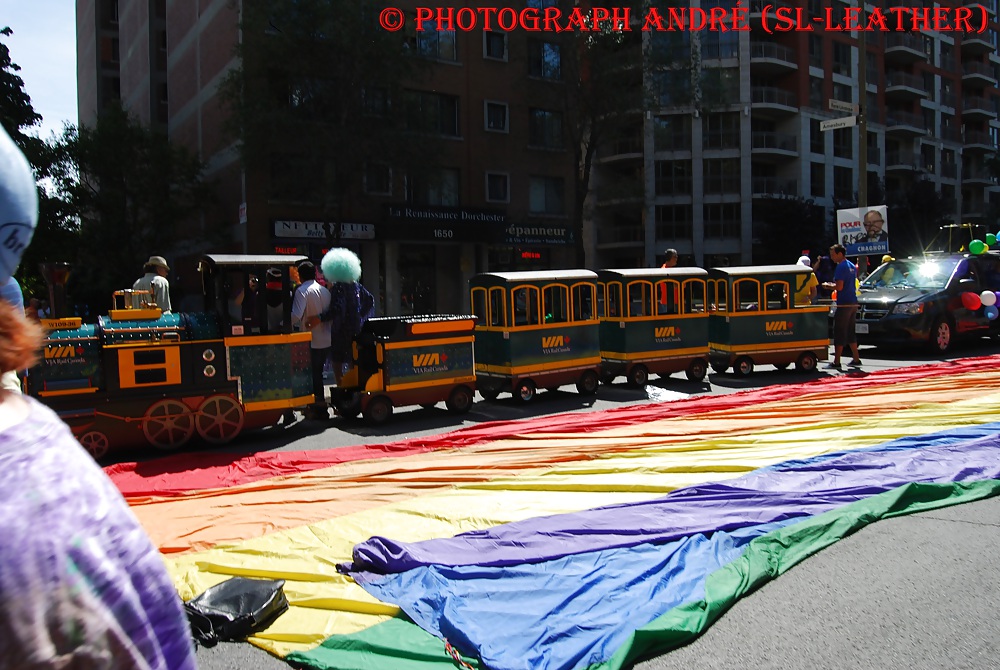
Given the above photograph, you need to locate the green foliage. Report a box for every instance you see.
[752,196,826,264]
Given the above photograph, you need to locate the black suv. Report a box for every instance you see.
[853,252,1000,353]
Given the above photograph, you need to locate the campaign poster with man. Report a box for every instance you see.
[837,205,889,257]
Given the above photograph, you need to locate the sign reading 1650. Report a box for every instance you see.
[434,229,454,239]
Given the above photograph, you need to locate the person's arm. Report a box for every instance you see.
[290,289,306,328]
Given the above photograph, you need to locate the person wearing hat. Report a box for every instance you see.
[0,125,197,668]
[793,255,819,306]
[132,254,172,313]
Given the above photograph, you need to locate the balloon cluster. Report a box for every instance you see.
[970,233,1000,255]
[961,290,1000,319]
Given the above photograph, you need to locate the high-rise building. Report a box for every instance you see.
[589,0,1000,269]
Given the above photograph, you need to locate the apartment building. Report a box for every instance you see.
[589,0,1000,269]
[76,0,579,314]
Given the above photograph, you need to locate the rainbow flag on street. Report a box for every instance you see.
[106,356,1000,670]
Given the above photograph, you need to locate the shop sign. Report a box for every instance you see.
[505,223,574,246]
[382,205,508,243]
[273,220,328,239]
[340,223,375,240]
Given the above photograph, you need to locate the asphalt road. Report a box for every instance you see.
[173,339,1000,670]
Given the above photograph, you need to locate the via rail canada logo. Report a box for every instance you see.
[654,326,681,343]
[542,334,571,354]
[412,352,449,373]
[765,320,794,337]
[44,344,85,363]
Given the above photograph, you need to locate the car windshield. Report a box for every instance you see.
[862,258,960,290]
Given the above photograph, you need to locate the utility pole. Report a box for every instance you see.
[857,0,869,277]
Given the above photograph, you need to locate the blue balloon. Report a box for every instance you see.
[986,305,999,321]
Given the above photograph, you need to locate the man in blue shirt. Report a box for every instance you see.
[823,244,862,370]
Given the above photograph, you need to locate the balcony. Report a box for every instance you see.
[596,136,644,164]
[939,91,957,110]
[964,129,997,152]
[963,167,997,185]
[884,33,927,63]
[749,41,797,74]
[750,131,798,160]
[751,176,797,197]
[596,224,645,247]
[960,32,997,54]
[596,178,645,206]
[940,127,963,144]
[885,71,929,100]
[963,96,997,121]
[747,0,791,24]
[750,86,798,116]
[966,0,996,16]
[962,60,998,87]
[885,150,919,172]
[885,111,926,136]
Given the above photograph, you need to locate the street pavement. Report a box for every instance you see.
[189,342,1000,670]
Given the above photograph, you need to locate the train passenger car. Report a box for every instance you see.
[708,265,829,377]
[27,254,315,459]
[470,270,600,402]
[596,268,710,386]
[330,314,477,424]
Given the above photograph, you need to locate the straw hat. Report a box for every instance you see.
[146,255,170,271]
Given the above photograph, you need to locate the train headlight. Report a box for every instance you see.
[202,348,216,362]
[203,364,216,378]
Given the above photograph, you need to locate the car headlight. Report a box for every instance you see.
[892,302,924,315]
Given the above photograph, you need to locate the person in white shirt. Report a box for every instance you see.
[290,260,332,416]
[132,255,172,314]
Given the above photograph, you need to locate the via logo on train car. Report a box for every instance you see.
[541,335,571,354]
[412,352,449,373]
[764,320,794,336]
[654,326,681,343]
[43,344,85,362]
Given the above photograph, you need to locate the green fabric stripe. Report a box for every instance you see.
[289,480,1000,670]
[588,479,1000,670]
[286,615,479,670]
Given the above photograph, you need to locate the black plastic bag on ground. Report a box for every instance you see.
[183,577,289,647]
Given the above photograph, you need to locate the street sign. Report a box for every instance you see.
[829,99,858,114]
[820,115,857,131]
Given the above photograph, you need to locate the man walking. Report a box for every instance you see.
[290,260,332,419]
[822,244,862,370]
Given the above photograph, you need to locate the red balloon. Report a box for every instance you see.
[961,292,982,310]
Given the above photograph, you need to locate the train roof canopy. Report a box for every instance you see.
[472,269,598,283]
[709,264,815,278]
[200,254,309,268]
[597,268,709,279]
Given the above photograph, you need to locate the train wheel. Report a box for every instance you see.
[796,351,819,373]
[446,385,474,414]
[195,395,246,444]
[479,387,501,401]
[333,392,362,419]
[577,370,600,395]
[626,365,649,388]
[142,399,195,450]
[363,396,393,424]
[79,431,110,460]
[686,358,708,382]
[733,356,755,378]
[516,380,537,403]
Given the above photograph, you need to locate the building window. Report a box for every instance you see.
[527,0,557,7]
[808,76,823,109]
[655,70,693,108]
[832,83,851,105]
[832,41,852,77]
[417,29,457,61]
[833,165,853,201]
[405,90,459,137]
[486,172,510,203]
[269,154,322,203]
[653,114,692,152]
[810,162,825,198]
[485,101,508,132]
[833,127,852,159]
[654,160,692,196]
[529,176,564,215]
[364,163,392,195]
[363,87,390,117]
[528,109,564,149]
[655,204,693,239]
[703,158,740,194]
[703,202,741,239]
[528,40,561,80]
[702,112,740,150]
[484,31,507,61]
[407,168,459,206]
[867,132,880,166]
[808,34,823,68]
[810,118,824,154]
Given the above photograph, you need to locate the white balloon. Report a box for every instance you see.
[981,290,997,307]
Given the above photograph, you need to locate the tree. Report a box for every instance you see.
[752,195,826,265]
[218,0,435,243]
[47,103,216,315]
[883,177,953,256]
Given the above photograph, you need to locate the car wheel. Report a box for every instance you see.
[929,317,953,354]
[626,365,649,388]
[446,386,474,414]
[733,356,754,378]
[686,358,708,382]
[796,351,818,373]
[576,370,600,395]
[516,380,537,403]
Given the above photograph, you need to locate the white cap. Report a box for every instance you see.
[0,125,38,286]
[797,255,812,267]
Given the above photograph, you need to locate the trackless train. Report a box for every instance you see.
[29,257,827,457]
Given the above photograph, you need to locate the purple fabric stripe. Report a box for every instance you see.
[345,430,1000,577]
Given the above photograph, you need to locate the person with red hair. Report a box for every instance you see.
[0,125,197,669]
